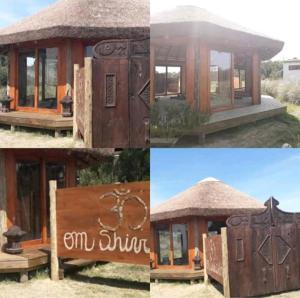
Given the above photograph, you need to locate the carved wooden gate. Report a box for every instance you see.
[91,39,150,148]
[227,197,300,297]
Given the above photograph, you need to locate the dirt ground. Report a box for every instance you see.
[150,281,300,298]
[0,263,149,298]
[0,126,85,148]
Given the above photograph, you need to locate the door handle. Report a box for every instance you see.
[262,267,267,284]
[144,118,150,144]
[286,265,290,280]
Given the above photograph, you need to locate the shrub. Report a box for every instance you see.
[150,99,209,138]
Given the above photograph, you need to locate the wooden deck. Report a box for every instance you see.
[151,269,204,282]
[0,111,73,135]
[0,245,50,282]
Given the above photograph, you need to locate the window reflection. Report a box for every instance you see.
[155,66,181,96]
[210,50,232,108]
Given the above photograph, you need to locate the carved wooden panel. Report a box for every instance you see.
[93,40,129,59]
[75,67,85,136]
[56,181,150,265]
[227,197,300,297]
[104,73,117,107]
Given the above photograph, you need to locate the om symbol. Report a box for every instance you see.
[98,189,148,232]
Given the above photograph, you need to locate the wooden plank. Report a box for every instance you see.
[252,52,261,105]
[221,227,230,298]
[150,269,204,280]
[56,182,150,265]
[199,43,210,113]
[150,44,156,103]
[84,58,93,148]
[50,180,59,281]
[203,233,208,284]
[73,64,79,139]
[186,40,195,107]
[0,150,7,249]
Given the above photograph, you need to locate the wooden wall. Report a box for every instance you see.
[0,150,7,250]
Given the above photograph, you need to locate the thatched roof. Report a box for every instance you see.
[0,0,149,45]
[151,6,284,60]
[151,177,264,222]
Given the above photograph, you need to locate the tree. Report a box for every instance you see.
[78,149,150,186]
[261,60,283,80]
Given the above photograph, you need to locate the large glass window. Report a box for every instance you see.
[155,66,181,96]
[16,162,41,241]
[18,51,35,107]
[38,48,58,109]
[156,223,189,266]
[0,54,8,97]
[210,50,232,108]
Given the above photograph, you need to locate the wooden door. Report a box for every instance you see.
[227,197,300,297]
[129,40,150,147]
[91,39,150,148]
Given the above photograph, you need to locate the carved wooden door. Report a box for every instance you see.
[91,39,150,148]
[227,197,300,297]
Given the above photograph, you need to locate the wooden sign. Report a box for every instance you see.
[54,181,149,266]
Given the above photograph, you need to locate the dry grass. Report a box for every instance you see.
[0,126,85,148]
[0,263,149,298]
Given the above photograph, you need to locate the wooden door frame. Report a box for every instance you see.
[5,150,76,247]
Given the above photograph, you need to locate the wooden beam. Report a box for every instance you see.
[202,233,209,285]
[66,39,73,96]
[252,52,261,105]
[8,47,18,110]
[221,227,230,298]
[150,44,156,103]
[199,43,210,113]
[193,217,199,265]
[0,150,7,251]
[73,64,79,139]
[84,57,93,148]
[40,159,47,243]
[186,41,195,107]
[50,180,59,281]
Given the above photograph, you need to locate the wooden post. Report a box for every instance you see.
[199,42,210,114]
[150,44,156,103]
[202,233,209,285]
[0,150,7,251]
[252,52,261,105]
[221,227,230,298]
[8,47,18,110]
[50,180,59,281]
[73,64,79,139]
[84,57,93,148]
[186,40,196,107]
[66,39,73,96]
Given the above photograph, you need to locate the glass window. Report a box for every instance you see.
[207,221,226,236]
[46,163,65,235]
[38,48,58,109]
[0,55,8,98]
[172,224,188,265]
[167,66,181,95]
[155,66,166,95]
[157,224,171,265]
[210,50,232,108]
[18,51,35,107]
[16,161,41,241]
[234,69,246,89]
[85,46,93,58]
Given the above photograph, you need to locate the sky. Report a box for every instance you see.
[151,149,300,212]
[151,0,300,60]
[0,0,55,28]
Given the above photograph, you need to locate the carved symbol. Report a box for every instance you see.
[276,235,291,265]
[138,80,150,108]
[258,235,273,265]
[98,189,148,232]
[93,40,129,59]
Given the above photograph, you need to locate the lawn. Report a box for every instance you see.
[0,263,149,298]
[177,103,300,148]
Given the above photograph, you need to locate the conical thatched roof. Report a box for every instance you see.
[151,6,283,60]
[0,0,149,45]
[151,177,264,222]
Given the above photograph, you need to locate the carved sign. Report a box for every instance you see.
[93,40,129,59]
[56,182,150,265]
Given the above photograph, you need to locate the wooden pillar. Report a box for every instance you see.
[221,227,230,298]
[150,224,156,269]
[202,233,209,284]
[84,57,93,148]
[40,159,47,243]
[193,218,199,261]
[199,43,210,113]
[252,52,261,105]
[0,150,7,251]
[50,180,59,281]
[150,44,156,103]
[73,64,79,139]
[8,47,18,110]
[186,40,196,107]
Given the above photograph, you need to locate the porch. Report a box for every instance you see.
[0,111,73,137]
[151,269,204,283]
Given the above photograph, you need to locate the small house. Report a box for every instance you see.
[283,59,300,82]
[150,177,264,281]
[150,6,284,114]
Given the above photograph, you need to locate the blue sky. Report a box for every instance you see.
[151,149,300,212]
[0,0,55,28]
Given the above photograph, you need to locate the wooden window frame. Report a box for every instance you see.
[155,65,182,96]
